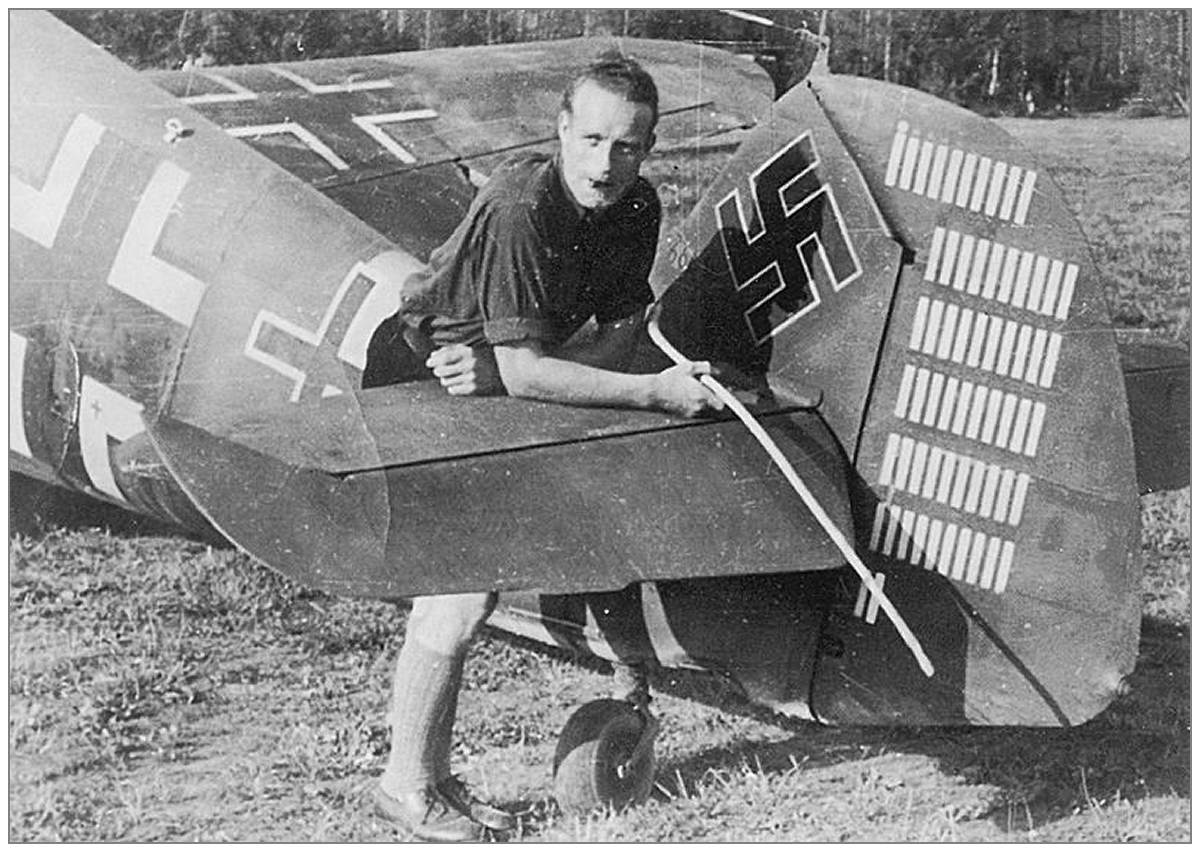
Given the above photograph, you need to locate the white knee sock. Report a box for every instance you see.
[380,638,466,796]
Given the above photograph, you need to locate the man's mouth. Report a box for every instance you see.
[572,175,620,208]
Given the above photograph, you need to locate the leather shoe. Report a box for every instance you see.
[437,775,516,832]
[371,783,483,842]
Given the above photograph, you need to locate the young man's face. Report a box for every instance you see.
[557,79,656,211]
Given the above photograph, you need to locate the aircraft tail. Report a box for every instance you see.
[648,72,1142,725]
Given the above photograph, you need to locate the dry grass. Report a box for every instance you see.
[997,116,1191,343]
[7,494,1190,841]
[8,115,1190,841]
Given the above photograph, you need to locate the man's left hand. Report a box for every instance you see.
[426,344,504,396]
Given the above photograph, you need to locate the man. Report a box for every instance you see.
[365,53,722,841]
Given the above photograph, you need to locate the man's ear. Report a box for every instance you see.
[557,109,570,142]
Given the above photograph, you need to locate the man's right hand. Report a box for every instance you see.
[426,344,504,396]
[650,361,724,418]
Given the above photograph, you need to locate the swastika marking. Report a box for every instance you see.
[715,133,862,346]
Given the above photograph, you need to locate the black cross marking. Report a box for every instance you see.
[248,272,375,403]
[187,68,448,169]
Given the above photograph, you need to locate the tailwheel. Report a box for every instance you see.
[552,698,659,814]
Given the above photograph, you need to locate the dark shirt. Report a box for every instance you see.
[398,153,660,350]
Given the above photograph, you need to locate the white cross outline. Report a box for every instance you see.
[244,272,360,403]
[12,112,208,327]
[10,332,32,458]
[268,66,393,94]
[242,250,420,402]
[178,72,257,104]
[78,376,144,504]
[351,109,439,164]
[11,113,105,248]
[107,159,209,328]
[715,132,863,345]
[336,250,425,370]
[227,122,349,171]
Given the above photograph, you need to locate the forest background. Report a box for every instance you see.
[55,9,1191,117]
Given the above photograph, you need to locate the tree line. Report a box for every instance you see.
[54,9,1190,116]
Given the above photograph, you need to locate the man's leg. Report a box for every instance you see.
[376,591,511,839]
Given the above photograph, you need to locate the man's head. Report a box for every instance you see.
[557,53,658,211]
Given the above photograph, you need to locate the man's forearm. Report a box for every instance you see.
[495,344,658,409]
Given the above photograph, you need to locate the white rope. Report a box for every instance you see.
[646,305,934,677]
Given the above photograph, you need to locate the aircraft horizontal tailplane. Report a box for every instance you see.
[11,11,855,600]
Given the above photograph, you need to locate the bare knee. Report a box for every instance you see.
[407,592,497,655]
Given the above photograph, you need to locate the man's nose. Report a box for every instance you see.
[589,141,614,175]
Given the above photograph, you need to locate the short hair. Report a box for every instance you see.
[561,51,659,128]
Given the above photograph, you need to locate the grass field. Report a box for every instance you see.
[995,116,1191,344]
[8,115,1190,842]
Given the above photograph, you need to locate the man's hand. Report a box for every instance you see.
[711,362,777,406]
[650,361,724,418]
[426,344,503,396]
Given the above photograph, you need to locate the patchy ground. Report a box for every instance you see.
[6,486,1190,841]
[8,116,1190,842]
